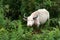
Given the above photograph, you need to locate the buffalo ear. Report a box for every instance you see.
[23,18,27,21]
[33,16,38,20]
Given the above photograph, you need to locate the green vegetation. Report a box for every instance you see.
[0,0,60,40]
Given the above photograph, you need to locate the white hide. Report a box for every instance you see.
[27,9,49,27]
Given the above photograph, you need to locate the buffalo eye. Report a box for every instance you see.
[33,16,38,20]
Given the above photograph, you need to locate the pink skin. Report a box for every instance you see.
[34,19,40,27]
[27,16,40,27]
[26,9,49,27]
[24,9,49,34]
[27,16,34,26]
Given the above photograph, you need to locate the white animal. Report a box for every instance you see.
[23,9,49,27]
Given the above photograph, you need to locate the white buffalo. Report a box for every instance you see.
[23,9,49,27]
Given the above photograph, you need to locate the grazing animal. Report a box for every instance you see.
[23,9,49,27]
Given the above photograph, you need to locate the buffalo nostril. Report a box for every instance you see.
[27,24,32,27]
